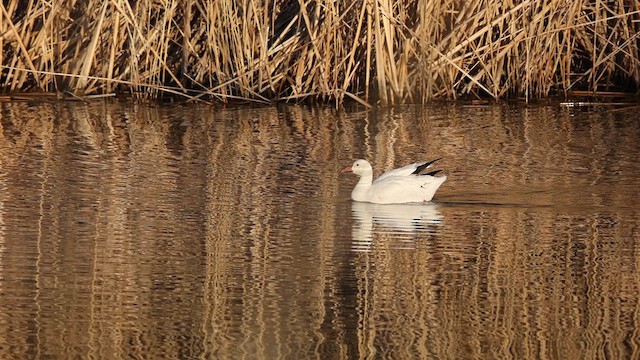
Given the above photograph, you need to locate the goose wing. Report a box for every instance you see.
[374,158,441,183]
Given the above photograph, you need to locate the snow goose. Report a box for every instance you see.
[341,159,446,204]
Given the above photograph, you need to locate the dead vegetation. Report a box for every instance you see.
[1,0,639,105]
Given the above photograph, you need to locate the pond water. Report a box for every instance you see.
[0,100,639,359]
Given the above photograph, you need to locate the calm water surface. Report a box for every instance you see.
[0,101,639,359]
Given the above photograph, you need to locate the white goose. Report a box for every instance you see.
[341,159,447,204]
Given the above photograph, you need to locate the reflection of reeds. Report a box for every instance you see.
[1,1,639,104]
[0,102,639,358]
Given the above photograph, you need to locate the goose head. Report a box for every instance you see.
[341,159,373,176]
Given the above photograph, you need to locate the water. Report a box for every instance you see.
[0,100,639,359]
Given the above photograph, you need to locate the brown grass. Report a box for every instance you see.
[1,0,639,105]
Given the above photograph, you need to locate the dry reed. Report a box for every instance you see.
[1,0,639,105]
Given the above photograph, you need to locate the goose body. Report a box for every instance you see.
[341,159,446,204]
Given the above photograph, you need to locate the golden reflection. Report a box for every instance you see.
[0,102,638,359]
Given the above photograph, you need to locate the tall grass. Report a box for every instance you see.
[1,0,639,105]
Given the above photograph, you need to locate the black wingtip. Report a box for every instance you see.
[424,169,442,176]
[411,158,443,175]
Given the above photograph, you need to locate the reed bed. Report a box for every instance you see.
[1,0,639,105]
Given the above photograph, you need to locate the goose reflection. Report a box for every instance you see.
[350,202,443,252]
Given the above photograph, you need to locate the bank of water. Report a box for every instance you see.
[0,101,638,358]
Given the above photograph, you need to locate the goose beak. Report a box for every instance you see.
[340,166,353,173]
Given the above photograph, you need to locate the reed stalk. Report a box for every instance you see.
[0,0,639,105]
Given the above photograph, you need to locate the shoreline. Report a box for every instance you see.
[1,1,639,105]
